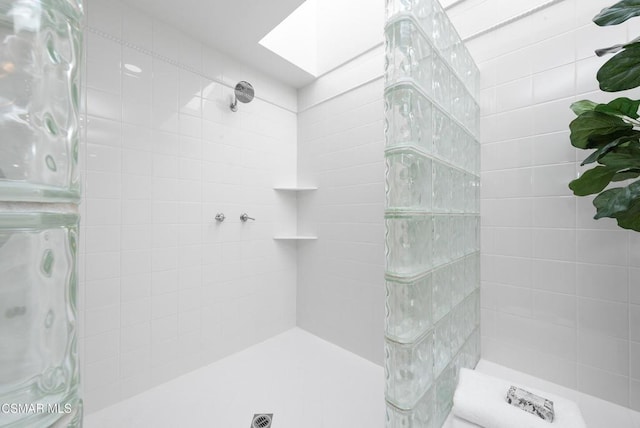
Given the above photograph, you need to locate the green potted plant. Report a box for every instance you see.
[569,0,640,231]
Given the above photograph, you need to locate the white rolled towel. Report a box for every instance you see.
[452,368,586,428]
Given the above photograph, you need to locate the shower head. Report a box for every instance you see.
[230,81,255,112]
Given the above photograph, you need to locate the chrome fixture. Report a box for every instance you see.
[230,81,255,112]
[240,213,255,222]
[214,213,225,222]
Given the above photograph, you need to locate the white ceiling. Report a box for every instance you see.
[119,0,316,88]
[118,0,562,88]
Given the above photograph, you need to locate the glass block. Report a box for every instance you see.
[432,54,450,111]
[450,123,466,170]
[434,364,456,427]
[470,327,481,365]
[433,314,451,376]
[432,264,451,322]
[460,131,474,173]
[451,169,465,213]
[433,162,452,214]
[385,85,433,152]
[386,275,432,343]
[385,332,434,409]
[385,149,432,211]
[460,333,475,370]
[451,78,466,128]
[450,259,465,307]
[430,1,454,55]
[460,48,480,97]
[432,107,451,163]
[451,301,465,354]
[464,96,480,138]
[0,212,82,427]
[385,18,433,93]
[473,215,480,252]
[463,253,477,297]
[463,173,475,214]
[432,215,451,267]
[474,175,481,213]
[0,0,84,202]
[464,290,481,340]
[450,215,465,260]
[386,387,435,428]
[385,214,433,277]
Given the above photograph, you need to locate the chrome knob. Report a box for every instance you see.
[214,213,225,222]
[240,213,255,222]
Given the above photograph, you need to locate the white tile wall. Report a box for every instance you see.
[80,0,298,413]
[296,49,385,365]
[466,0,640,410]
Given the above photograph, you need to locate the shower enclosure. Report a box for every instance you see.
[0,0,84,426]
[384,0,480,426]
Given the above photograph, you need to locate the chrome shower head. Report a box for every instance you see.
[230,81,255,112]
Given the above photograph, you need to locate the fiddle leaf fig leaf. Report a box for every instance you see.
[613,198,640,230]
[597,45,640,91]
[596,44,626,56]
[611,169,640,181]
[593,0,640,26]
[595,97,640,118]
[581,136,636,165]
[571,100,598,115]
[569,166,617,196]
[593,179,640,220]
[599,144,640,168]
[569,111,634,149]
[597,39,640,56]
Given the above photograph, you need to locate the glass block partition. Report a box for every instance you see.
[384,1,481,427]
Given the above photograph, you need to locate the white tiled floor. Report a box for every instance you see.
[85,328,385,428]
[86,327,640,428]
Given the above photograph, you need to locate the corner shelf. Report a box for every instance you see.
[273,186,318,191]
[273,186,318,240]
[273,236,318,241]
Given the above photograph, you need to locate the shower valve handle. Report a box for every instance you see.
[214,213,225,222]
[240,213,255,222]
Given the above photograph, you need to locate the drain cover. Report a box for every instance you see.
[251,413,273,428]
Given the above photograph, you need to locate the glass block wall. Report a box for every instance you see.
[383,1,481,427]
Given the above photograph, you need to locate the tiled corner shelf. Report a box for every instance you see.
[273,186,318,191]
[273,186,318,240]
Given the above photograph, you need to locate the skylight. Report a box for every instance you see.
[259,0,318,76]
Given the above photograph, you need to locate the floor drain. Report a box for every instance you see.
[251,413,273,428]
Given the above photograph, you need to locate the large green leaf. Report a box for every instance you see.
[614,198,640,230]
[593,0,640,26]
[571,100,598,115]
[596,38,640,56]
[581,136,636,165]
[612,169,640,181]
[595,97,640,118]
[569,111,634,148]
[599,144,640,168]
[593,179,640,219]
[597,45,640,91]
[596,44,626,56]
[569,166,617,196]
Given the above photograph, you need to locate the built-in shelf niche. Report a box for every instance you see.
[273,186,318,241]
